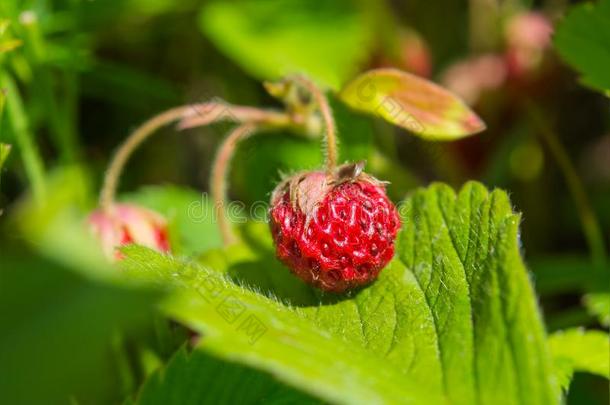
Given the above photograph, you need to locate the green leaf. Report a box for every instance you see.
[134,347,321,404]
[0,250,158,404]
[199,0,375,89]
[554,0,610,94]
[122,245,435,404]
[584,293,610,327]
[339,68,486,140]
[121,181,558,404]
[395,182,557,403]
[549,328,610,391]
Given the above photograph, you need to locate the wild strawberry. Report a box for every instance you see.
[269,162,401,292]
[88,203,170,260]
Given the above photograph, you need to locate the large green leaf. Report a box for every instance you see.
[122,182,559,404]
[554,0,610,94]
[134,347,320,404]
[549,328,610,391]
[199,0,375,89]
[122,246,432,404]
[339,69,486,140]
[397,182,558,403]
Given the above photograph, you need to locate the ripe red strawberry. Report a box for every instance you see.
[269,162,401,292]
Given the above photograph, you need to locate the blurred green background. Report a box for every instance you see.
[0,0,608,403]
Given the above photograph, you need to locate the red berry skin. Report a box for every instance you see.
[269,171,401,293]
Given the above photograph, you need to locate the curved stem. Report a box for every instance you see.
[99,106,191,210]
[100,101,290,210]
[293,76,338,174]
[179,103,290,130]
[525,101,606,270]
[211,123,257,246]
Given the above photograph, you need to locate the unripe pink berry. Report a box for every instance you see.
[88,204,170,260]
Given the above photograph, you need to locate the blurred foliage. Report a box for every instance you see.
[584,293,610,327]
[134,346,321,404]
[0,142,10,170]
[554,0,610,94]
[0,248,159,404]
[199,0,377,89]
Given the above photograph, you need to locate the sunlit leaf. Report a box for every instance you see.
[122,181,558,404]
[549,328,610,390]
[199,0,375,89]
[554,0,610,94]
[339,68,486,140]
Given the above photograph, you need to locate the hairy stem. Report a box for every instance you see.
[99,106,191,210]
[100,101,291,211]
[179,103,290,130]
[525,101,606,269]
[293,76,338,174]
[211,123,256,245]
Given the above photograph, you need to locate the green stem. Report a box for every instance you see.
[525,101,606,269]
[293,76,338,174]
[211,123,256,246]
[0,71,46,203]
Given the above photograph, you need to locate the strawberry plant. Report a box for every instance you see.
[1,1,609,404]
